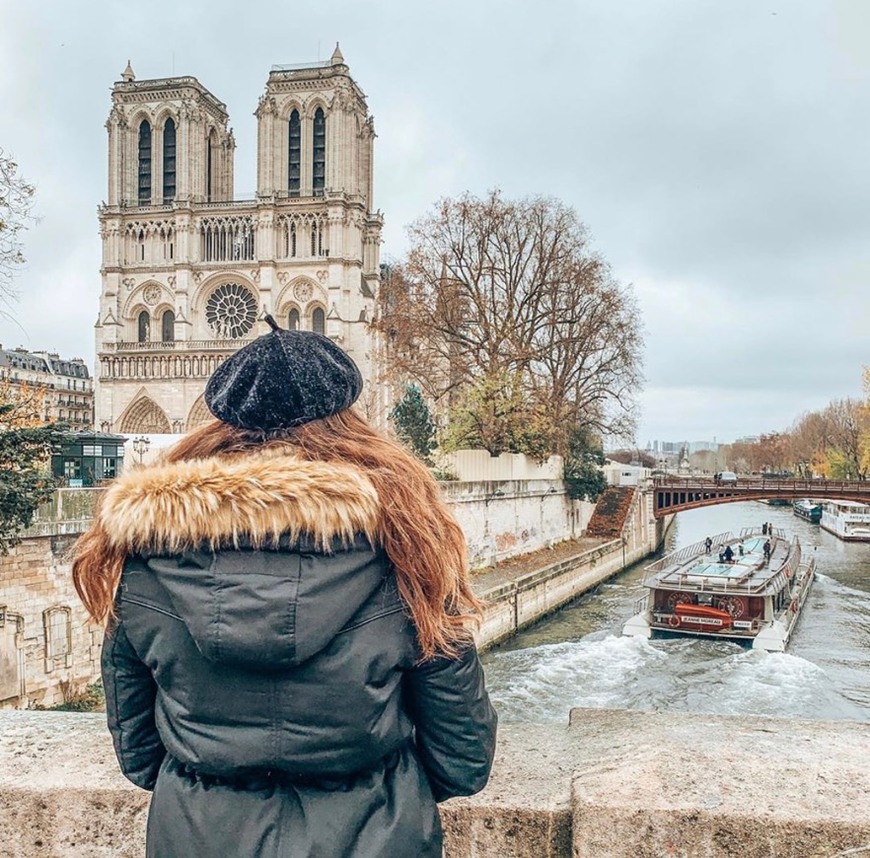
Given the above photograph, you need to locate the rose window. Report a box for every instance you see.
[205,283,257,339]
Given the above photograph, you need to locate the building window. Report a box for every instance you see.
[312,306,325,335]
[205,282,258,339]
[103,458,117,479]
[161,309,175,342]
[288,308,300,330]
[163,118,176,202]
[138,120,152,205]
[207,129,216,201]
[312,107,326,196]
[43,607,72,666]
[311,219,325,257]
[137,310,150,343]
[288,110,301,196]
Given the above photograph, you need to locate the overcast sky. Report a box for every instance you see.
[1,0,867,445]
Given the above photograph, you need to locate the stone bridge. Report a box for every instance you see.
[652,476,870,518]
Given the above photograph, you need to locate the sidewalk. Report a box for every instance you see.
[470,537,605,595]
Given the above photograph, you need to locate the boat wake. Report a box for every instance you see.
[484,633,866,723]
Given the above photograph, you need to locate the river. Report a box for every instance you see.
[482,500,870,723]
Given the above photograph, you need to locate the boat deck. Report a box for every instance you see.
[646,531,794,597]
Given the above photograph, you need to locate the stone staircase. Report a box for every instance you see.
[585,486,636,539]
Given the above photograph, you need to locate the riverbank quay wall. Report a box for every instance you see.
[3,707,868,857]
[475,486,668,648]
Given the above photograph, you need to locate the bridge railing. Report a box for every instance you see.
[652,475,870,495]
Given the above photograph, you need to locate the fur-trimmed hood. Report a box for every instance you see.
[103,450,390,669]
[99,448,381,554]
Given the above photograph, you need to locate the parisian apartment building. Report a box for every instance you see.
[0,345,93,430]
[95,45,385,436]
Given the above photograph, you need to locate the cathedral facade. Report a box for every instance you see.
[95,46,384,435]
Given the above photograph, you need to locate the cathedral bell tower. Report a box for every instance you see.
[95,51,384,438]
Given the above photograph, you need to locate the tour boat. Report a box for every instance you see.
[793,499,822,524]
[819,500,870,541]
[623,528,815,652]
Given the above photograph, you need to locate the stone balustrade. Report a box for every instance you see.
[3,707,869,857]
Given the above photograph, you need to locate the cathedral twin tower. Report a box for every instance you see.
[96,45,383,435]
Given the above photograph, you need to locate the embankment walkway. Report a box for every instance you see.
[471,535,647,648]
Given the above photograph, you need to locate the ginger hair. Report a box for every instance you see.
[73,409,482,659]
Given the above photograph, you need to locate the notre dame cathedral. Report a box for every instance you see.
[95,45,385,435]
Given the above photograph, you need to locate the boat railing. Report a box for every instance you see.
[632,593,649,615]
[645,531,734,575]
[643,534,801,595]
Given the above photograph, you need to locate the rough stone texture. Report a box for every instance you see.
[3,710,870,857]
[0,536,101,710]
[568,708,870,858]
[443,479,587,568]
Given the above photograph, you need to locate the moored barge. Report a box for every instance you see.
[793,499,822,524]
[623,528,814,652]
[820,500,870,541]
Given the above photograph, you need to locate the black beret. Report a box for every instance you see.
[204,316,363,430]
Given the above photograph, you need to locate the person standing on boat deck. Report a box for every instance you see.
[763,538,772,561]
[705,536,713,554]
[762,522,768,535]
[71,317,498,858]
[723,544,734,563]
[737,540,745,557]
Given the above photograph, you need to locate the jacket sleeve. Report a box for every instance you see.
[404,642,498,802]
[101,618,166,791]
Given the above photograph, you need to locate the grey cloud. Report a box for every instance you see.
[1,0,867,444]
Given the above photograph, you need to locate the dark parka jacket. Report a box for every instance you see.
[98,449,497,858]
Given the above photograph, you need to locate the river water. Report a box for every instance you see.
[482,501,870,724]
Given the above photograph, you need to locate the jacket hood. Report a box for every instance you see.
[102,449,390,669]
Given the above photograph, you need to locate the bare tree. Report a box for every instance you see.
[376,191,643,456]
[0,148,36,313]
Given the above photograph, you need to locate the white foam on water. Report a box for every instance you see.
[701,649,851,718]
[486,634,669,722]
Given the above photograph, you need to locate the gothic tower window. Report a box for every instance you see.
[138,120,152,205]
[205,282,258,339]
[312,306,325,335]
[312,107,326,196]
[207,129,217,202]
[288,110,301,197]
[163,118,176,202]
[137,310,150,343]
[288,308,300,330]
[161,309,175,342]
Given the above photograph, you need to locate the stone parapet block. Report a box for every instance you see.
[3,708,870,856]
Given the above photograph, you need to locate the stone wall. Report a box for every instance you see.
[3,708,869,857]
[0,536,101,710]
[443,479,595,568]
[475,489,659,647]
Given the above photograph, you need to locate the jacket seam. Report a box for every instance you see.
[121,596,182,622]
[338,604,405,634]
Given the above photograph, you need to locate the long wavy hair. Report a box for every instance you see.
[72,409,482,659]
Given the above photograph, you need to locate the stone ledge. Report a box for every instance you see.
[2,709,869,857]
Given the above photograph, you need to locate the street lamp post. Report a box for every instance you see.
[132,436,150,465]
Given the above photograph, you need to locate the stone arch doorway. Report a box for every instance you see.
[118,396,171,434]
[187,396,213,432]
